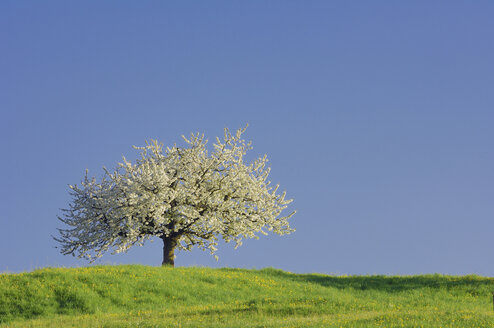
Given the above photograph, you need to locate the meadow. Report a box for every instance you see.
[1,265,493,327]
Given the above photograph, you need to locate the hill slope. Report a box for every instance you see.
[1,265,493,327]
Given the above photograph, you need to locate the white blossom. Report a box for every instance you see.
[54,125,295,264]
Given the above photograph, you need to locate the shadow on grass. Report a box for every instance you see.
[259,268,494,293]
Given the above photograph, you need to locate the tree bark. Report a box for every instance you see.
[161,235,179,267]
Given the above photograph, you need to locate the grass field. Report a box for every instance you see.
[1,265,493,327]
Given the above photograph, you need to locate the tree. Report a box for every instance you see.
[55,126,295,266]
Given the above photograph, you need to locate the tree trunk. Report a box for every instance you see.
[161,235,178,267]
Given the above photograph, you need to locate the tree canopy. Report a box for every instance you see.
[55,126,295,266]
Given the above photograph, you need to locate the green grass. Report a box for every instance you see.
[1,265,494,327]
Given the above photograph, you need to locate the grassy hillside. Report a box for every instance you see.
[1,265,494,327]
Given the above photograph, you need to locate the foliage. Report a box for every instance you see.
[55,126,295,263]
[1,265,494,327]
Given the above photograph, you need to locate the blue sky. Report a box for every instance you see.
[1,1,493,275]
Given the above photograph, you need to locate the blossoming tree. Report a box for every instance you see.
[55,126,295,266]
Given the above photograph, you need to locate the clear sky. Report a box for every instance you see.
[1,1,493,275]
